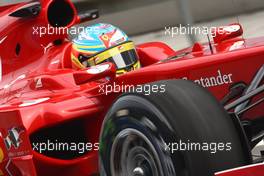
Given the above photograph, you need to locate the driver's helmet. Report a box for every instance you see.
[71,23,141,74]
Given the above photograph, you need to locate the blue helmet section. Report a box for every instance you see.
[72,23,129,55]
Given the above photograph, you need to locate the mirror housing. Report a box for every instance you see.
[213,23,243,43]
[73,63,116,85]
[39,0,99,28]
[9,2,41,18]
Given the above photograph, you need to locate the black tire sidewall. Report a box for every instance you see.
[100,96,180,176]
[100,80,250,176]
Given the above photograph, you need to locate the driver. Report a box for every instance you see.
[71,23,141,74]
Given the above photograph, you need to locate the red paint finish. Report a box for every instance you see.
[0,0,263,176]
[215,163,264,176]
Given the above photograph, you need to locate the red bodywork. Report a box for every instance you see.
[0,0,263,176]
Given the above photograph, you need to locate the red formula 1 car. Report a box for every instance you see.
[0,0,263,176]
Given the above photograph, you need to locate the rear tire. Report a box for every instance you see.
[99,80,250,176]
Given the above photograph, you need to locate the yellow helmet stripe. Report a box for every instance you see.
[116,69,126,74]
[0,147,4,163]
[88,42,135,64]
[133,61,141,69]
[116,61,140,75]
[71,54,86,69]
[0,147,4,175]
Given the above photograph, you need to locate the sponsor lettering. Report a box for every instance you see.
[183,70,233,88]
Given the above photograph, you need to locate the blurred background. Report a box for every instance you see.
[1,0,264,50]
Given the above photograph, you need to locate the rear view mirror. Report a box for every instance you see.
[73,63,116,85]
[78,9,99,23]
[9,2,41,18]
[213,23,243,43]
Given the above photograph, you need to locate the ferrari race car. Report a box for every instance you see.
[0,0,263,176]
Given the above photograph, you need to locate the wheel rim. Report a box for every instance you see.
[110,128,164,176]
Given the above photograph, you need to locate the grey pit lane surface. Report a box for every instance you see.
[132,10,264,50]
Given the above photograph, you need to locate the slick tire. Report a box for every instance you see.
[99,80,250,176]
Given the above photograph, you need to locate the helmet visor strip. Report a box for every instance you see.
[79,41,139,69]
